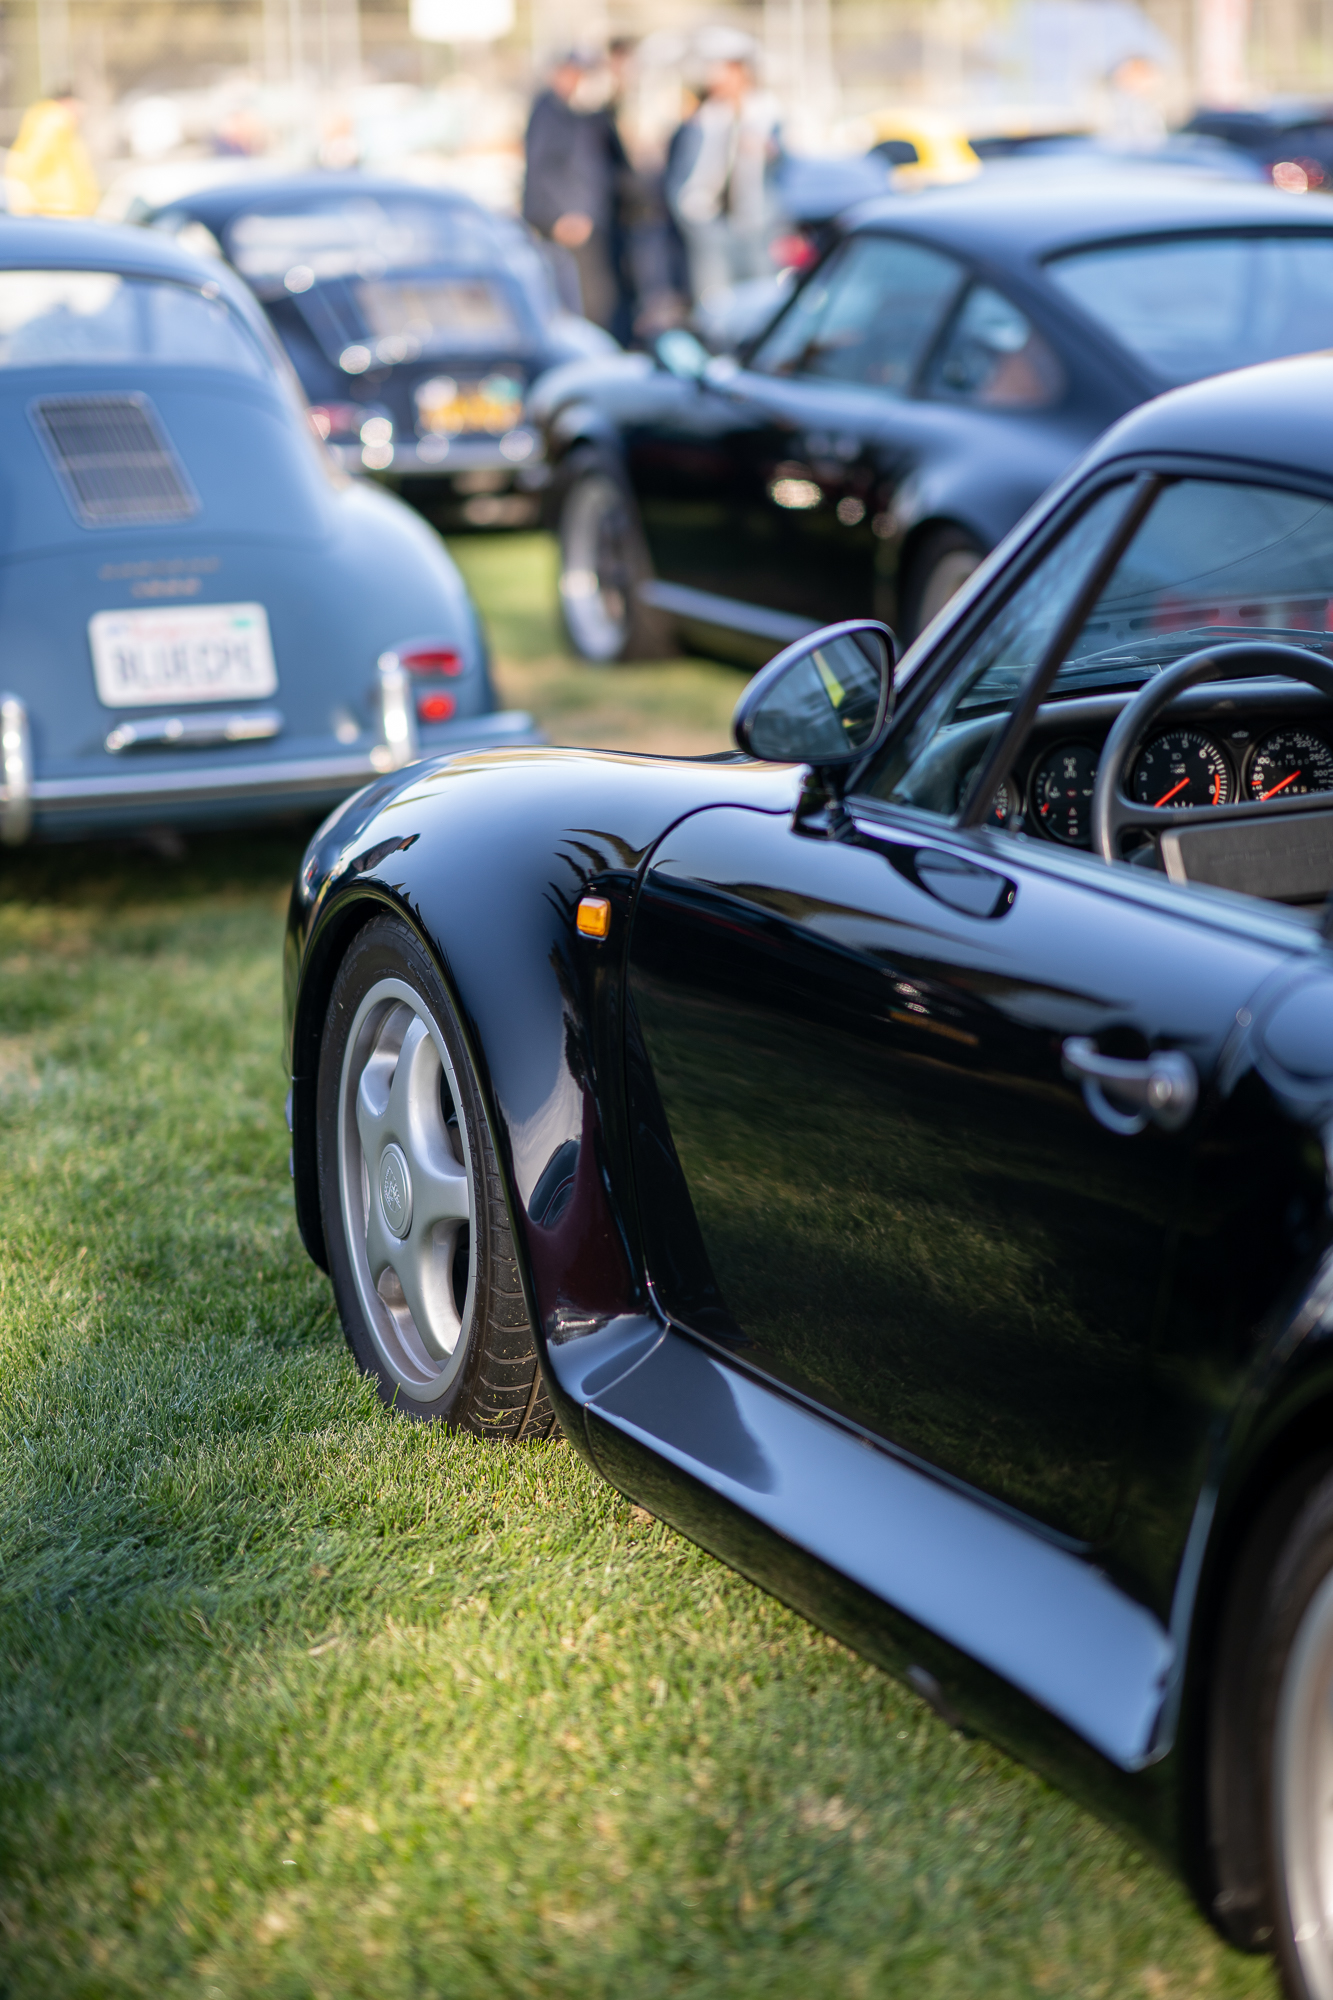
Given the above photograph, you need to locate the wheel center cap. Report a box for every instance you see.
[379,1143,413,1238]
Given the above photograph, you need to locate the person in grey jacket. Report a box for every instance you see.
[667,29,781,309]
[523,51,618,330]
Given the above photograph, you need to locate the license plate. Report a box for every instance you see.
[88,603,278,708]
[415,373,523,436]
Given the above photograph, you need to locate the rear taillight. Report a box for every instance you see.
[417,691,456,723]
[308,402,364,441]
[770,233,818,270]
[400,645,463,677]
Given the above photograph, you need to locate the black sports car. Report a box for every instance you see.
[531,173,1333,662]
[143,175,617,530]
[1183,105,1333,193]
[290,352,1333,1999]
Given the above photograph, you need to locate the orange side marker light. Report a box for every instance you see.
[576,895,612,939]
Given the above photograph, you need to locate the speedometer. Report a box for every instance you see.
[1247,728,1333,801]
[1130,730,1233,810]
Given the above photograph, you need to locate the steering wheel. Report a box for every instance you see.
[1090,641,1333,863]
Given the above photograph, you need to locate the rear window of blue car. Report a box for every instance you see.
[1046,232,1333,385]
[0,272,269,376]
[222,198,519,286]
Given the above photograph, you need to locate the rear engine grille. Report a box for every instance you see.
[30,393,198,528]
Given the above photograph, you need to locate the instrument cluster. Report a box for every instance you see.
[984,722,1333,849]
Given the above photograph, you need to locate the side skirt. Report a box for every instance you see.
[547,1317,1182,1860]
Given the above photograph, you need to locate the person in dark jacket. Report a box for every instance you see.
[523,51,617,330]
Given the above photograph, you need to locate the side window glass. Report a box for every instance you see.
[751,235,963,392]
[926,284,1066,410]
[857,484,1130,815]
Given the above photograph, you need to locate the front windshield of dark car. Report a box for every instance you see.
[858,474,1333,815]
[0,271,268,375]
[1059,477,1333,683]
[1046,232,1333,383]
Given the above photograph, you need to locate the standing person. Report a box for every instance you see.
[5,84,99,217]
[668,31,780,309]
[599,36,640,346]
[523,51,616,332]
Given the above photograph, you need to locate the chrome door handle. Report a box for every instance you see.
[1061,1036,1198,1136]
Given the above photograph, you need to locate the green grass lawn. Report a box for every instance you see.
[450,532,753,756]
[0,537,1278,1997]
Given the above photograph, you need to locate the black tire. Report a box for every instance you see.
[555,448,675,663]
[316,913,558,1438]
[1209,1461,1333,1995]
[900,524,984,642]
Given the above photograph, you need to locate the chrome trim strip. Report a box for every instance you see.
[637,580,819,645]
[0,693,32,844]
[106,708,283,754]
[333,438,546,476]
[26,711,539,819]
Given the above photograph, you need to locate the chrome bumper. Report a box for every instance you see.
[0,685,539,841]
[331,433,545,479]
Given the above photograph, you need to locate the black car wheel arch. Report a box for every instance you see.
[554,445,676,663]
[896,520,987,640]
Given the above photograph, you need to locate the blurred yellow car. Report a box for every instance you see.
[867,109,982,189]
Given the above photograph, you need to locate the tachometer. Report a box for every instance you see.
[1031,742,1098,845]
[1130,730,1232,810]
[1247,728,1333,801]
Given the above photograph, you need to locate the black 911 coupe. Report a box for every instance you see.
[143,175,617,530]
[290,351,1333,1999]
[530,172,1333,663]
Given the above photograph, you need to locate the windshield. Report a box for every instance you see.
[1059,477,1333,680]
[948,478,1333,719]
[859,474,1333,817]
[1046,233,1333,384]
[0,271,268,375]
[225,197,517,285]
[356,275,520,352]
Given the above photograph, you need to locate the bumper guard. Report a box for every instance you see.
[0,657,537,842]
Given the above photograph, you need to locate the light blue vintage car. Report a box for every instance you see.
[0,216,534,844]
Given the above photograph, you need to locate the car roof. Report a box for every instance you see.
[845,173,1333,265]
[155,172,489,230]
[1081,351,1333,481]
[0,215,297,375]
[0,215,226,282]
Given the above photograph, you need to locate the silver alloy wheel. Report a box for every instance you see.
[559,472,633,662]
[1275,1564,1333,1999]
[337,976,477,1399]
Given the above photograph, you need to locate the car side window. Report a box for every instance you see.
[925,284,1066,410]
[750,234,964,392]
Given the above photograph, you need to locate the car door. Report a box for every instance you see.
[623,486,1285,1550]
[626,803,1278,1548]
[626,235,968,625]
[628,235,1081,638]
[713,232,968,623]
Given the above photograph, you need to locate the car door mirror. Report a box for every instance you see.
[733,620,895,767]
[654,328,711,380]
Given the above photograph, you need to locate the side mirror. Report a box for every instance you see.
[733,619,895,768]
[654,328,711,380]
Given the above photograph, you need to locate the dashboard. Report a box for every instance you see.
[964,682,1333,852]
